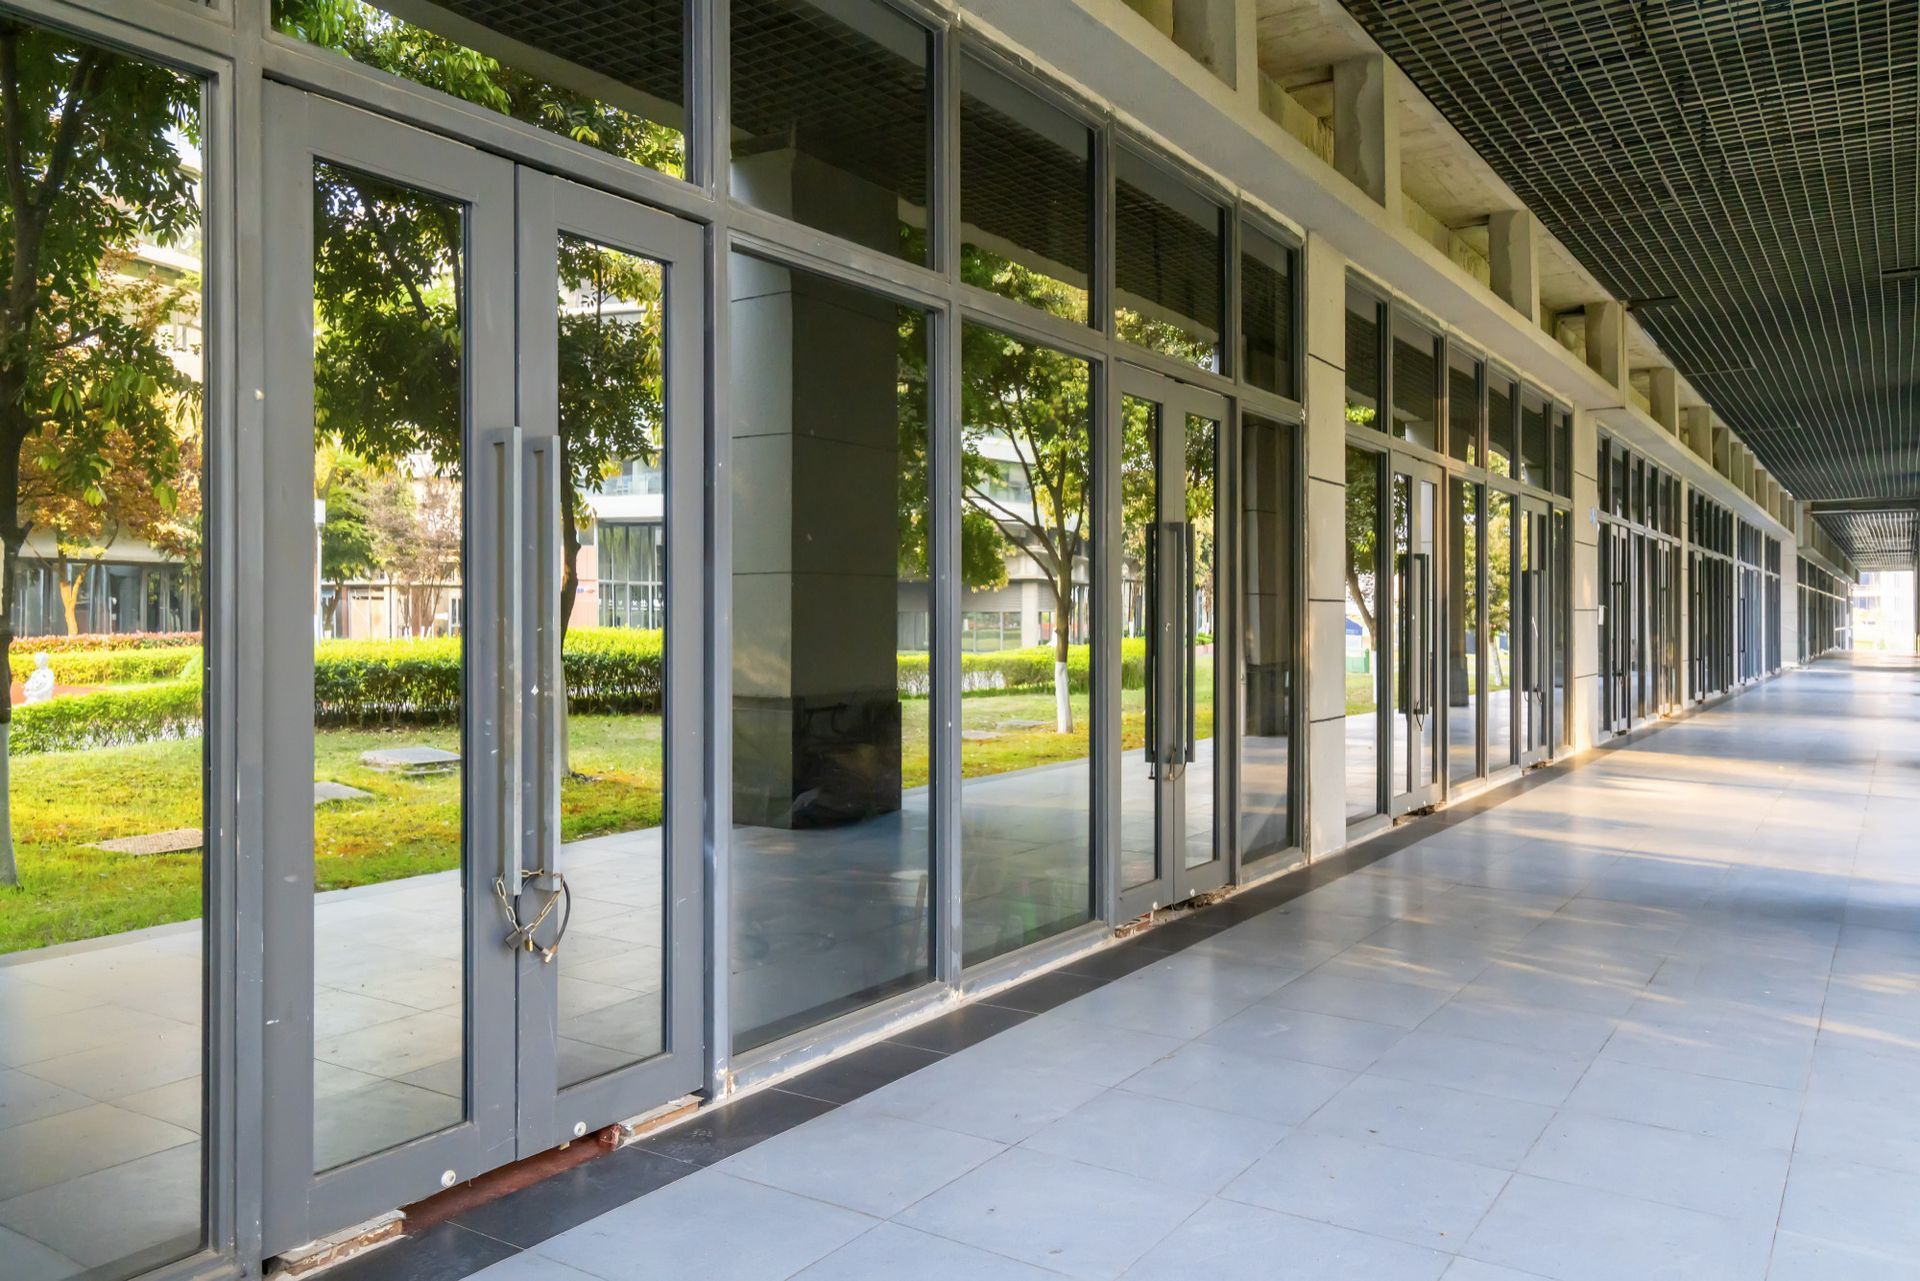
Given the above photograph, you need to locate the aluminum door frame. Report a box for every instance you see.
[510,169,708,1155]
[1515,496,1551,767]
[1114,364,1231,921]
[1386,452,1444,816]
[261,85,520,1251]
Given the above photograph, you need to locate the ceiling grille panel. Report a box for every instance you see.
[1340,1,1919,564]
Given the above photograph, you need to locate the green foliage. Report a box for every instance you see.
[896,640,1148,699]
[16,630,194,652]
[313,627,664,725]
[9,645,198,685]
[10,679,199,754]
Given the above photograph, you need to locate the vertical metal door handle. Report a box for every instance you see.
[1144,524,1157,772]
[1184,522,1197,765]
[487,426,525,900]
[525,435,562,897]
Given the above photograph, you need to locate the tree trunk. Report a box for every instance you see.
[0,402,25,889]
[1053,561,1073,734]
[56,560,79,635]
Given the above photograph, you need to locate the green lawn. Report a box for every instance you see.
[2,674,1219,955]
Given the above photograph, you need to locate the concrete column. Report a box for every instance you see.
[1168,0,1256,95]
[730,157,905,829]
[1570,408,1601,750]
[1780,536,1800,666]
[1712,424,1733,477]
[1648,367,1680,436]
[1487,209,1540,327]
[1677,479,1693,700]
[1302,233,1350,860]
[1583,300,1629,396]
[1684,405,1714,461]
[1333,55,1401,218]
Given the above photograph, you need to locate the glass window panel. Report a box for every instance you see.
[1488,489,1515,766]
[959,58,1092,324]
[730,0,932,264]
[1448,478,1480,785]
[1239,414,1293,862]
[1344,288,1382,433]
[1447,349,1480,467]
[728,254,931,1048]
[1520,390,1551,488]
[1488,375,1514,477]
[1114,148,1223,370]
[311,160,467,1169]
[1119,394,1160,887]
[1184,412,1218,870]
[273,0,686,179]
[0,27,205,1278]
[1391,319,1440,451]
[1552,407,1572,495]
[1240,223,1296,398]
[1344,446,1381,820]
[554,235,670,1088]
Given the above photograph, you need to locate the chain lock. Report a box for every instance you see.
[494,868,571,963]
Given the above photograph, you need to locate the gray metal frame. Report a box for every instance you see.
[1385,451,1445,817]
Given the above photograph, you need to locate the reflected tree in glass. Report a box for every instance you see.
[0,25,202,888]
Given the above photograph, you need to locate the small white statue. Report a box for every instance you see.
[22,653,55,705]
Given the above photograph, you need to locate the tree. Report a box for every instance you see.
[1345,461,1379,651]
[0,24,201,887]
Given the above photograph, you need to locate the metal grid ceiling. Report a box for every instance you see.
[1340,0,1919,566]
[1819,509,1917,569]
[433,0,683,106]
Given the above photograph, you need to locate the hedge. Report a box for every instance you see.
[9,680,202,754]
[313,627,663,725]
[896,640,1147,698]
[10,647,202,687]
[13,631,198,654]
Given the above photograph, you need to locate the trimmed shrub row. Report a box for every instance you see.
[313,627,664,725]
[896,640,1147,698]
[10,680,202,755]
[10,647,202,686]
[13,631,198,653]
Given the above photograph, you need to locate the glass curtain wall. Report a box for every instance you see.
[0,27,207,1281]
[727,255,933,1049]
[1239,415,1294,862]
[1344,445,1383,821]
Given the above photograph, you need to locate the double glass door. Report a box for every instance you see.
[1118,368,1227,915]
[1388,455,1443,813]
[1515,497,1551,765]
[261,89,704,1250]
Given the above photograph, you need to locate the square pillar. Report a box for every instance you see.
[1171,0,1253,93]
[1303,233,1350,860]
[1583,300,1628,396]
[1333,55,1401,218]
[1712,424,1733,477]
[1570,408,1601,750]
[1684,405,1713,461]
[1488,209,1540,327]
[1648,367,1680,435]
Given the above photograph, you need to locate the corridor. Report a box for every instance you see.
[319,655,1920,1281]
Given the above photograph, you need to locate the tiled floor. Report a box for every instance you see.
[400,654,1920,1281]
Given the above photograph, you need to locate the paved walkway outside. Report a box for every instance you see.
[461,654,1920,1281]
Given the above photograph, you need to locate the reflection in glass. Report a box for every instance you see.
[1239,415,1294,862]
[1115,150,1222,369]
[1119,395,1161,888]
[1345,289,1382,431]
[960,58,1091,324]
[1552,409,1572,496]
[552,236,671,1088]
[1392,323,1439,451]
[273,0,686,178]
[0,26,205,1279]
[1241,224,1295,398]
[1448,478,1480,786]
[730,0,931,263]
[1184,414,1218,871]
[1448,349,1479,467]
[1487,489,1515,766]
[310,162,467,1170]
[728,255,931,1049]
[1488,376,1514,477]
[1520,392,1551,488]
[1344,446,1381,820]
[957,324,1095,967]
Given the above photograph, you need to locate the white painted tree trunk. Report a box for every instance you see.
[0,720,16,888]
[1054,660,1072,734]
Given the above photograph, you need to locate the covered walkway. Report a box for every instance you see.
[356,656,1920,1281]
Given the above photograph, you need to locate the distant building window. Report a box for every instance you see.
[598,520,665,628]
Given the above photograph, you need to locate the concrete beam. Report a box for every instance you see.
[1332,55,1400,218]
[1487,209,1540,327]
[1647,367,1680,435]
[1583,300,1629,396]
[1683,405,1714,460]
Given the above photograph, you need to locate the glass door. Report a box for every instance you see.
[1516,497,1550,765]
[1117,367,1227,917]
[261,89,706,1252]
[1387,455,1443,814]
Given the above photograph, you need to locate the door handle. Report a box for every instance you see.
[484,426,525,912]
[525,435,562,899]
[1182,522,1197,769]
[1143,524,1157,774]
